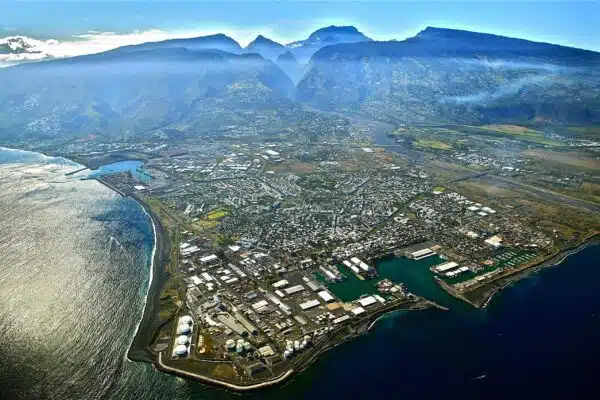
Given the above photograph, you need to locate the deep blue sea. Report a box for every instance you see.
[1,147,599,400]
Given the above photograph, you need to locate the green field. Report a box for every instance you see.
[206,208,230,220]
[414,138,452,150]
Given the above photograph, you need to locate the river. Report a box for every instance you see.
[0,147,599,399]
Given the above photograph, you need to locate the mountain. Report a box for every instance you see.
[296,27,600,125]
[286,25,372,64]
[111,33,243,55]
[0,46,295,141]
[245,35,285,61]
[276,51,302,83]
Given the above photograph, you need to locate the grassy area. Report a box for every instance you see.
[522,149,600,172]
[414,138,452,150]
[482,124,541,135]
[566,125,600,139]
[476,124,565,146]
[206,208,230,220]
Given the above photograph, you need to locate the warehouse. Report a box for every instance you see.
[272,279,289,289]
[358,296,377,307]
[317,290,334,302]
[217,314,248,337]
[352,306,366,315]
[408,248,435,260]
[300,299,320,310]
[284,284,305,295]
[333,315,350,324]
[432,261,459,274]
[200,254,219,264]
[252,300,269,311]
[445,266,470,278]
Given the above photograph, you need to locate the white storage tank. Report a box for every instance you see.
[176,335,189,345]
[178,324,191,334]
[243,341,252,351]
[174,345,188,356]
[225,339,236,350]
[181,316,193,325]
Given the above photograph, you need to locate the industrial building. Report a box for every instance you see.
[317,290,334,302]
[217,313,249,337]
[432,261,459,274]
[284,284,305,295]
[408,248,435,260]
[300,299,320,310]
[358,296,377,307]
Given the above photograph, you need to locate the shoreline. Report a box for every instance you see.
[93,176,172,364]
[154,298,437,392]
[449,233,600,309]
[477,236,600,309]
[125,191,172,364]
[124,194,158,363]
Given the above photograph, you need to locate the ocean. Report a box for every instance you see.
[1,147,599,400]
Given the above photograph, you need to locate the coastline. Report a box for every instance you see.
[451,233,600,309]
[92,175,172,364]
[124,191,172,364]
[154,297,438,392]
[125,193,157,362]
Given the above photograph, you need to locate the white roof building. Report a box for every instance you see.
[317,290,335,302]
[358,296,377,307]
[284,285,305,295]
[200,254,219,263]
[300,299,320,310]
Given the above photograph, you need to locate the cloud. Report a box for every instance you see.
[443,75,551,104]
[0,27,276,67]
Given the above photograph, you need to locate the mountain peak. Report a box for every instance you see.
[246,35,283,49]
[307,25,370,41]
[416,27,505,40]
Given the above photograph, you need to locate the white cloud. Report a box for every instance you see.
[0,27,278,67]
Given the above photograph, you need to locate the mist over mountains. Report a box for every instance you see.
[1,25,599,142]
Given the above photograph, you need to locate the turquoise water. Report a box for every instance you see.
[323,255,453,305]
[89,160,153,183]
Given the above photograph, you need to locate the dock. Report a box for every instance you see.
[65,167,88,176]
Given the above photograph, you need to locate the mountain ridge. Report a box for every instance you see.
[1,24,599,143]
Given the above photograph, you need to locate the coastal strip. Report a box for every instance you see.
[451,233,600,308]
[125,194,158,362]
[156,298,435,392]
[125,192,172,363]
[157,352,295,392]
[93,176,171,364]
[477,236,600,309]
[96,177,127,197]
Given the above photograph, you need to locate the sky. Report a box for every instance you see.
[1,1,599,65]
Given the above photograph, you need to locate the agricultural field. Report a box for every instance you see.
[414,138,452,150]
[522,149,600,172]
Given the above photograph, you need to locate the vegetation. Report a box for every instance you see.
[414,138,452,150]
